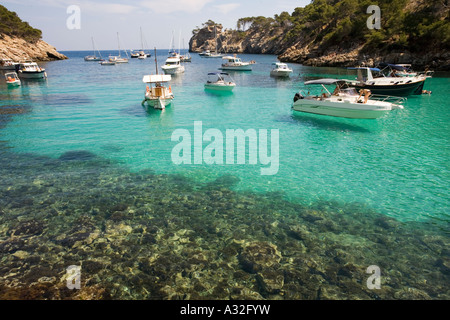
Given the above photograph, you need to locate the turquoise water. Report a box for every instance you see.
[0,51,449,300]
[2,51,448,223]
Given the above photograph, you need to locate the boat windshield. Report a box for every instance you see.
[339,88,358,96]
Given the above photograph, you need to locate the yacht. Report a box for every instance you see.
[220,55,252,71]
[270,62,293,77]
[292,79,405,119]
[17,61,47,79]
[0,59,19,70]
[348,67,426,96]
[204,72,236,92]
[161,56,185,75]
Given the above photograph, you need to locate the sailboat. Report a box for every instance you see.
[180,38,191,62]
[109,32,129,63]
[202,25,222,58]
[84,37,103,61]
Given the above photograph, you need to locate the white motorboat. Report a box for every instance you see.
[292,79,405,119]
[204,72,236,92]
[17,61,47,79]
[199,50,211,57]
[142,74,174,110]
[84,37,103,61]
[0,59,19,70]
[348,67,426,96]
[270,62,293,78]
[161,57,185,75]
[4,72,21,87]
[220,55,252,71]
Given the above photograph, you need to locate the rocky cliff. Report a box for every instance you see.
[190,1,450,70]
[0,34,67,62]
[0,5,67,62]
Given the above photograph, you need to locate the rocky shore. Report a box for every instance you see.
[190,25,450,71]
[0,34,67,62]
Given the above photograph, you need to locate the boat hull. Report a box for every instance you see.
[292,99,392,119]
[352,79,426,96]
[18,70,47,79]
[220,65,252,71]
[144,97,174,110]
[204,84,235,92]
[7,81,21,87]
[162,66,185,75]
[270,70,292,77]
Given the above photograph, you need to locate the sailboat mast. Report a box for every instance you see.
[117,32,121,58]
[154,47,158,75]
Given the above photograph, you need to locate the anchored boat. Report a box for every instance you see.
[16,61,47,79]
[292,79,405,119]
[220,55,252,71]
[204,72,236,92]
[142,49,174,110]
[4,72,21,87]
[348,67,426,96]
[270,62,293,78]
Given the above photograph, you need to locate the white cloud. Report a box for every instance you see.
[214,3,240,15]
[139,0,214,14]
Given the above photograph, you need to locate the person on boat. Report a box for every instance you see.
[358,89,371,103]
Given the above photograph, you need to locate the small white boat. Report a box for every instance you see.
[4,72,21,87]
[220,55,252,71]
[142,74,174,110]
[270,62,293,78]
[17,61,47,79]
[292,79,405,119]
[161,57,185,75]
[204,72,236,92]
[0,59,19,70]
[199,50,211,57]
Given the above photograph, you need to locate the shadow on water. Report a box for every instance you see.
[287,112,373,133]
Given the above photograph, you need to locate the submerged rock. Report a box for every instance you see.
[59,150,97,161]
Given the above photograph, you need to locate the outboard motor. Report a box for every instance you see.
[294,92,304,102]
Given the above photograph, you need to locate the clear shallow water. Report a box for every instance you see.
[1,51,448,224]
[0,51,449,300]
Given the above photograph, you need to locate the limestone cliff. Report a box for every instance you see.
[0,5,67,62]
[190,1,450,70]
[0,34,67,62]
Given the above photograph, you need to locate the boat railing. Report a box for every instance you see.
[369,94,407,105]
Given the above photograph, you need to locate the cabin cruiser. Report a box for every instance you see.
[204,72,236,91]
[16,61,47,79]
[347,67,426,96]
[0,59,19,70]
[161,56,185,75]
[220,55,252,71]
[270,62,293,77]
[142,74,174,110]
[4,72,21,87]
[292,79,405,119]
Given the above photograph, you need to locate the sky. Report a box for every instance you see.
[2,0,311,51]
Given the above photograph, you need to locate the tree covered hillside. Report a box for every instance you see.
[0,4,42,42]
